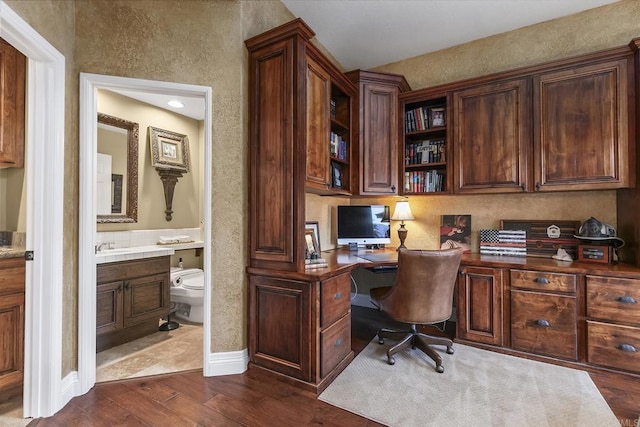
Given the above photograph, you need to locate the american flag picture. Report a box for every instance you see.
[480,229,527,256]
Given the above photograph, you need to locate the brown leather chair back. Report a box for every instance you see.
[378,248,463,325]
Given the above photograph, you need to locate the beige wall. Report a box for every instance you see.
[97,90,202,231]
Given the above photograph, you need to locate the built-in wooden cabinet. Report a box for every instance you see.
[533,58,633,191]
[0,37,26,169]
[96,256,170,352]
[0,257,25,400]
[346,70,410,195]
[452,78,531,193]
[246,18,355,273]
[510,269,578,361]
[247,269,353,392]
[586,276,640,374]
[456,265,505,346]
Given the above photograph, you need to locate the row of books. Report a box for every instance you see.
[330,99,336,120]
[330,132,347,161]
[405,140,446,165]
[404,105,445,133]
[404,170,445,193]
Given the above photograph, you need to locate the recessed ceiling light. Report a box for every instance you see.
[168,100,184,108]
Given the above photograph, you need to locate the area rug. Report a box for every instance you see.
[319,339,618,427]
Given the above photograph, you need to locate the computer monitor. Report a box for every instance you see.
[337,205,391,246]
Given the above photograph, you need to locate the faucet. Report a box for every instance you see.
[96,241,114,252]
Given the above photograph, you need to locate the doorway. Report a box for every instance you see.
[78,73,213,394]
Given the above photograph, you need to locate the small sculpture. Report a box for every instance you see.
[552,248,573,262]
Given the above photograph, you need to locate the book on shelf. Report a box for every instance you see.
[405,139,446,165]
[404,170,445,193]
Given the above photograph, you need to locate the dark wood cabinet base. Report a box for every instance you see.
[96,318,160,353]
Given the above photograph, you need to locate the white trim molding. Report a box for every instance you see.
[206,349,249,376]
[1,0,66,418]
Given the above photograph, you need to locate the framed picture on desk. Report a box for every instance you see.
[305,221,321,256]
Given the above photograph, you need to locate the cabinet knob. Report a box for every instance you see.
[520,183,526,191]
[391,185,396,192]
[534,277,550,284]
[124,282,130,290]
[334,337,342,347]
[534,319,551,327]
[616,295,637,304]
[616,343,637,353]
[334,292,342,300]
[535,182,541,191]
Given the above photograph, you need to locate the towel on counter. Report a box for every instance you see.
[158,235,194,245]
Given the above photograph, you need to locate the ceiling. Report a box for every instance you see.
[281,0,620,71]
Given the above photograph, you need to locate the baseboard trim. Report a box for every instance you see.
[205,348,249,376]
[61,371,79,413]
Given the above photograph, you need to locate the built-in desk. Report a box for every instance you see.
[247,249,640,394]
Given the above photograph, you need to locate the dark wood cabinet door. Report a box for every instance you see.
[96,280,123,335]
[0,292,24,393]
[249,275,313,382]
[305,56,331,191]
[533,58,632,191]
[0,37,26,168]
[123,272,170,328]
[453,78,531,193]
[457,265,504,345]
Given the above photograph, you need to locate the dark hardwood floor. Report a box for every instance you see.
[29,306,638,426]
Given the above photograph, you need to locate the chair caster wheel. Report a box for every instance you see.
[436,365,444,373]
[387,356,395,365]
[446,346,454,354]
[378,337,384,345]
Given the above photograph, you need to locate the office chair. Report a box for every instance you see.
[369,248,463,373]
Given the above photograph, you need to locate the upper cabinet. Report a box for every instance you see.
[453,78,531,193]
[446,45,635,194]
[347,70,410,195]
[245,19,355,271]
[533,58,633,191]
[0,37,26,169]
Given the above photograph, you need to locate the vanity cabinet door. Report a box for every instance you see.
[123,272,170,328]
[96,280,123,335]
[0,37,26,168]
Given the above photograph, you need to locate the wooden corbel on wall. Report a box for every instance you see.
[156,168,183,221]
[148,126,191,222]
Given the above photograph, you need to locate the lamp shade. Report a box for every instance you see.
[391,200,414,221]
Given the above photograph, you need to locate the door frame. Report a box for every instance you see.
[78,73,213,394]
[1,1,66,418]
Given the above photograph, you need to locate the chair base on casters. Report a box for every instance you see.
[377,324,453,373]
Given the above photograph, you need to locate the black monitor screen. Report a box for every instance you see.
[337,205,390,245]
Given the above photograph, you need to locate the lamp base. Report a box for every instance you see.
[397,223,408,251]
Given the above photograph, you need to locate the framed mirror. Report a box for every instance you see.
[96,112,139,223]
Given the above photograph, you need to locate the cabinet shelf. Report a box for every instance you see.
[405,162,446,170]
[330,118,349,132]
[405,127,446,139]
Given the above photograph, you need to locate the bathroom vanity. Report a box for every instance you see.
[96,255,171,351]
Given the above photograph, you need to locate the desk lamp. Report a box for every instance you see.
[391,199,414,250]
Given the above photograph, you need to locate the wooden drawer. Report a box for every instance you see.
[511,290,577,360]
[587,321,640,373]
[321,273,351,327]
[97,256,169,283]
[586,276,640,325]
[510,269,576,293]
[320,314,351,378]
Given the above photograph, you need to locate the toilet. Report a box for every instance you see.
[170,267,205,323]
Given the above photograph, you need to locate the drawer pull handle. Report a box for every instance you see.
[616,344,637,353]
[534,277,550,284]
[534,319,551,327]
[616,296,637,304]
[334,292,342,300]
[334,338,342,347]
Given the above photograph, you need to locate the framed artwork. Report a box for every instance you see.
[149,126,190,172]
[305,221,321,257]
[331,162,343,189]
[430,107,445,127]
[440,214,471,253]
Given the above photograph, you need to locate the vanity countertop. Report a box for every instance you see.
[0,246,25,259]
[96,245,175,264]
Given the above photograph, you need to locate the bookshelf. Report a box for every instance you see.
[329,84,351,194]
[401,95,449,194]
